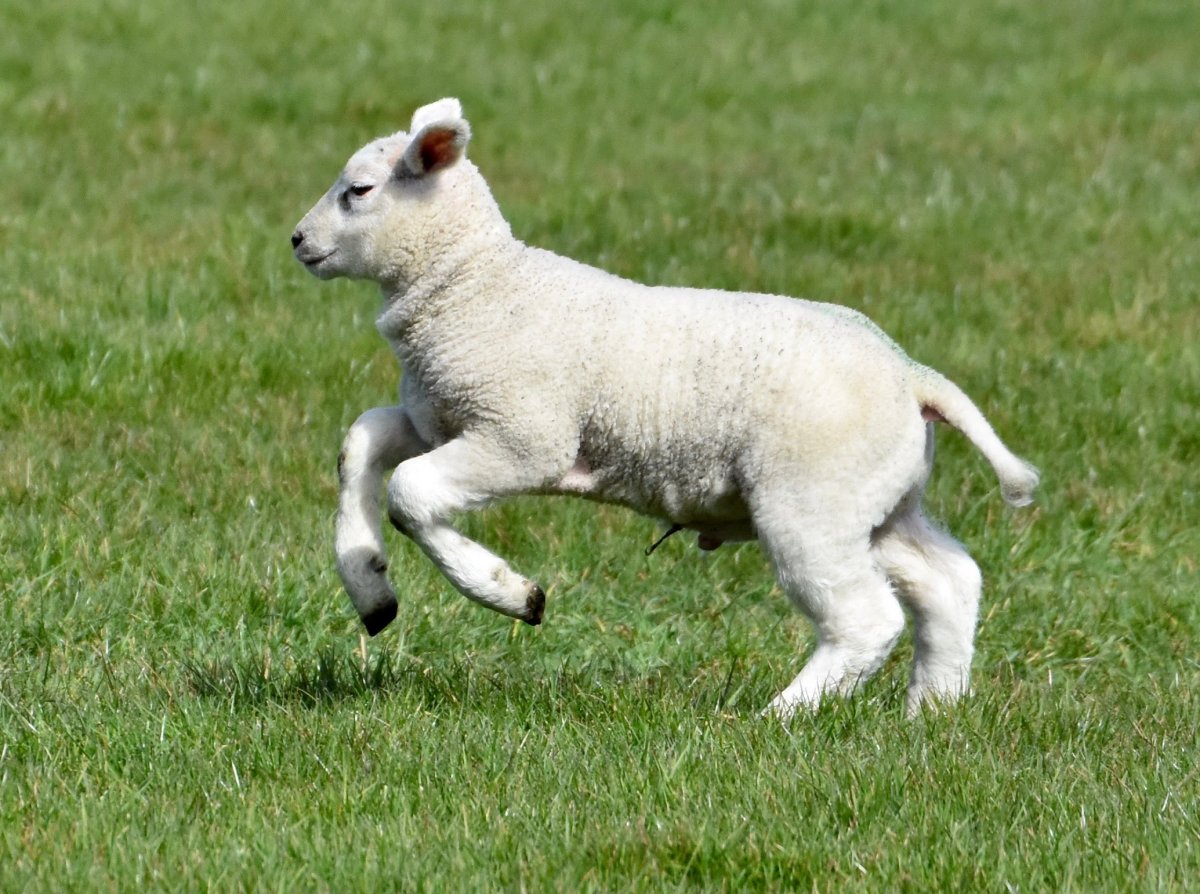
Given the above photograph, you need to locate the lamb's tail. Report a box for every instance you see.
[913,367,1040,507]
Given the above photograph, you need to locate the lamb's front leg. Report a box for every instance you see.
[386,434,551,624]
[336,406,430,634]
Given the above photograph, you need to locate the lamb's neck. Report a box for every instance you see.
[375,232,522,343]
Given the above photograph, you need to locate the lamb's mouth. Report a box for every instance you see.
[300,249,336,268]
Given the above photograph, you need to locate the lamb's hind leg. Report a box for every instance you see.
[386,434,549,624]
[872,505,982,716]
[336,406,431,634]
[758,520,907,719]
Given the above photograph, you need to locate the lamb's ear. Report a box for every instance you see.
[398,118,471,178]
[410,97,463,132]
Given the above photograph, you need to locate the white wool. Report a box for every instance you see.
[293,99,1039,717]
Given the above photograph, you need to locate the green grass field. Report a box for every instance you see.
[2,0,1197,889]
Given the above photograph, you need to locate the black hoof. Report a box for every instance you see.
[361,599,398,636]
[523,584,546,626]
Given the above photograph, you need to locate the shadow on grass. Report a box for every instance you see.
[182,647,476,711]
[179,646,785,720]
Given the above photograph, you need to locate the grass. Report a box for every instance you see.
[2,0,1198,889]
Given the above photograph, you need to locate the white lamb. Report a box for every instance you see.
[291,98,1039,717]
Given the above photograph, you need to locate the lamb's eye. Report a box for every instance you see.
[349,184,374,197]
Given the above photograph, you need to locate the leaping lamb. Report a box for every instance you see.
[291,98,1039,718]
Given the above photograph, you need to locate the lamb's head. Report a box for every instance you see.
[291,98,506,290]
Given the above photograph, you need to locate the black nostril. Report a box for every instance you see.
[291,231,303,249]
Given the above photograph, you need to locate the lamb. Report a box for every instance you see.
[291,98,1039,717]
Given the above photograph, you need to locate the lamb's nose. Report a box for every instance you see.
[291,231,304,249]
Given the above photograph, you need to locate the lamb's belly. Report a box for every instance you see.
[560,450,749,526]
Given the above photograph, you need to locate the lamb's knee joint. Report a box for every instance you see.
[832,600,906,675]
[386,465,436,537]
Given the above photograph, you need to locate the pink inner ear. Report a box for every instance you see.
[419,128,458,172]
